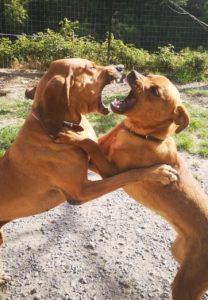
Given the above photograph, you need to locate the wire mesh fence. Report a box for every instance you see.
[0,0,208,67]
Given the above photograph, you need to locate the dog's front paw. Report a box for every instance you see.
[156,164,178,185]
[0,273,11,286]
[54,128,84,144]
[146,164,178,185]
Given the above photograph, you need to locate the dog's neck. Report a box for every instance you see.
[32,106,84,133]
[124,127,162,142]
[124,119,177,141]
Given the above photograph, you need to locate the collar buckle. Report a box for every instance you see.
[63,121,74,128]
[31,106,84,133]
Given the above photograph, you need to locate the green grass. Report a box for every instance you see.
[182,88,208,97]
[0,125,21,156]
[87,94,124,136]
[0,97,31,120]
[0,97,31,157]
[174,102,208,156]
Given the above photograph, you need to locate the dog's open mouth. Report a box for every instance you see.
[111,90,137,114]
[98,79,122,115]
[98,67,124,115]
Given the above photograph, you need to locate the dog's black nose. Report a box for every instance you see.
[115,64,124,72]
[127,69,142,83]
[130,69,140,79]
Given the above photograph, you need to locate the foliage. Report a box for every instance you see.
[0,19,208,82]
[10,28,102,68]
[153,45,177,74]
[0,38,13,67]
[176,49,208,82]
[59,19,80,39]
[4,0,28,28]
[103,35,152,72]
[151,45,208,82]
[1,0,208,50]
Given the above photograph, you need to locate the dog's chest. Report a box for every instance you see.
[109,131,174,170]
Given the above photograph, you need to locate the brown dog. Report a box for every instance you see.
[57,70,208,300]
[0,60,178,284]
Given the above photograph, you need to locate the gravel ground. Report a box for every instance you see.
[0,70,208,300]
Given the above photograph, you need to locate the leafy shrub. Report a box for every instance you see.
[105,35,151,72]
[0,18,208,82]
[0,38,13,67]
[176,49,208,82]
[10,20,104,68]
[153,45,178,74]
[4,0,28,28]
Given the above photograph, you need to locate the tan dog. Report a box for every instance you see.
[0,60,177,284]
[57,70,208,300]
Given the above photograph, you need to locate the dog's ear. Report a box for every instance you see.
[38,75,71,135]
[173,105,189,134]
[25,86,37,100]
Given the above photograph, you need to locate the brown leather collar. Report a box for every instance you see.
[32,106,84,133]
[62,121,84,132]
[124,127,162,142]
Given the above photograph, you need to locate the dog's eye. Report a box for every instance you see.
[150,86,160,97]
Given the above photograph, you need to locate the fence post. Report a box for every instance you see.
[107,0,113,65]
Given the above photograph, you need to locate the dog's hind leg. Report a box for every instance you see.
[172,251,208,300]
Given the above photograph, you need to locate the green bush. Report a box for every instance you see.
[10,21,104,68]
[0,38,13,67]
[104,35,151,72]
[176,49,208,82]
[153,45,178,74]
[0,18,208,82]
[4,0,28,28]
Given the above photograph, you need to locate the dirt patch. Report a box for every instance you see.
[177,81,208,108]
[0,69,42,101]
[0,70,208,300]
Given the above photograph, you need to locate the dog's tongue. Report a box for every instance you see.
[111,99,123,108]
[111,96,137,112]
